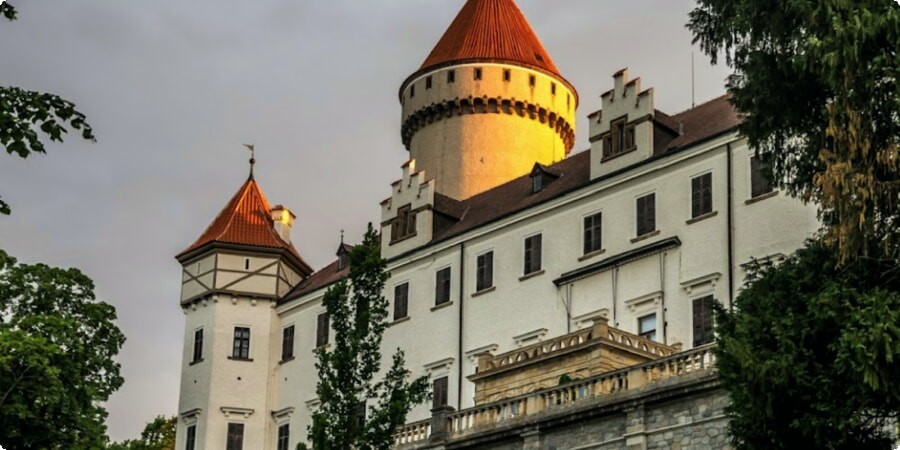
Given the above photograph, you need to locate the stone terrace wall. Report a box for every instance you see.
[399,371,730,450]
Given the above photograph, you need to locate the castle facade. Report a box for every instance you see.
[173,1,819,448]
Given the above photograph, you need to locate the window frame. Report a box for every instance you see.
[391,204,417,242]
[432,376,449,409]
[281,325,295,362]
[447,70,455,84]
[693,295,716,347]
[435,267,452,306]
[750,154,774,199]
[638,313,658,341]
[226,423,245,450]
[191,328,203,364]
[393,282,409,321]
[523,234,543,276]
[276,423,290,450]
[316,313,330,348]
[231,326,251,360]
[583,212,603,255]
[185,424,197,450]
[691,172,714,218]
[475,251,494,292]
[636,193,657,237]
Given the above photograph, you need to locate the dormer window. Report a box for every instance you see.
[337,252,348,271]
[391,204,417,242]
[604,117,636,160]
[532,173,543,193]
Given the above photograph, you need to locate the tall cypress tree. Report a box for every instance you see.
[306,224,429,450]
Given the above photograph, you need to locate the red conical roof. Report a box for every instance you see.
[421,0,561,76]
[177,176,309,272]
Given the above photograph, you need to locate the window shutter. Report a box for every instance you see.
[692,177,702,218]
[485,252,493,288]
[316,313,329,347]
[433,377,449,409]
[394,283,409,320]
[693,296,715,346]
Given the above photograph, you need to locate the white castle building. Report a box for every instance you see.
[174,0,819,448]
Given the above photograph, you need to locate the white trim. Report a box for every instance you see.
[423,357,455,373]
[513,328,548,347]
[624,291,662,313]
[680,272,722,295]
[464,344,498,365]
[572,308,610,330]
[220,406,254,419]
[271,406,295,422]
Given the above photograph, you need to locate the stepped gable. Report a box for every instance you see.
[177,177,309,273]
[420,0,560,76]
[430,96,739,243]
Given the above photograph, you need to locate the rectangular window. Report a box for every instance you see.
[433,376,449,409]
[551,82,557,95]
[276,424,289,450]
[691,173,713,218]
[583,213,603,254]
[185,425,196,450]
[503,69,511,82]
[316,313,329,348]
[353,401,367,433]
[447,70,455,83]
[625,125,635,151]
[281,325,295,361]
[435,267,451,306]
[529,75,536,87]
[391,204,416,242]
[226,423,244,450]
[474,68,483,80]
[393,283,409,321]
[476,252,494,292]
[192,328,203,363]
[636,193,656,237]
[523,234,542,275]
[750,155,774,198]
[693,296,716,347]
[232,327,250,360]
[426,76,433,90]
[410,85,415,98]
[638,314,657,341]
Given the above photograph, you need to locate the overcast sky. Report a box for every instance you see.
[0,0,732,441]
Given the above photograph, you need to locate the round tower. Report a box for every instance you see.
[399,0,578,200]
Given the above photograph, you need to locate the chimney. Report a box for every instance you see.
[270,205,296,243]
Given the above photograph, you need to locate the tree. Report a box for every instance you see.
[306,225,430,450]
[107,415,177,450]
[0,250,125,449]
[688,0,900,264]
[714,240,900,449]
[1,1,96,215]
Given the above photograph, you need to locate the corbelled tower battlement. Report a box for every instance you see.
[399,0,578,200]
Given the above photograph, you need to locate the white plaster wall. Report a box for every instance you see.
[193,133,819,450]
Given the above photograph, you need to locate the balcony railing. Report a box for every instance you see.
[393,344,717,446]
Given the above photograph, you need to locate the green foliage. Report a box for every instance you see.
[0,250,126,449]
[0,3,96,215]
[107,415,177,450]
[715,241,900,449]
[688,0,900,263]
[0,2,16,21]
[309,224,430,450]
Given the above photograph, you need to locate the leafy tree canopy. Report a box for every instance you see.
[107,416,176,450]
[688,0,900,263]
[0,250,125,449]
[715,240,900,449]
[0,1,96,215]
[306,225,429,450]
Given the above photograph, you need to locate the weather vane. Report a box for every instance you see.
[243,143,256,179]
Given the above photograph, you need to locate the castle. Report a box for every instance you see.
[173,1,819,448]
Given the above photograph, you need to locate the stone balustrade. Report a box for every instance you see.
[393,343,717,447]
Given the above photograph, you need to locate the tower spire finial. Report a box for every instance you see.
[243,143,256,179]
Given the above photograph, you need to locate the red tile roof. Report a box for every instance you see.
[177,176,309,272]
[421,0,560,76]
[281,245,356,301]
